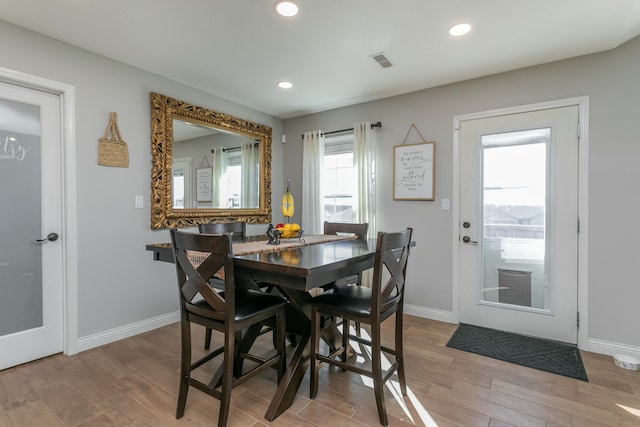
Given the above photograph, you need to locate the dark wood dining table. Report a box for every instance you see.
[146,235,380,421]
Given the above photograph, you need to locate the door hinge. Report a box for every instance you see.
[577,218,580,233]
[577,123,581,139]
[577,311,580,328]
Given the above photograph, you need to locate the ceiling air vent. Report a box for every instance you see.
[370,52,393,69]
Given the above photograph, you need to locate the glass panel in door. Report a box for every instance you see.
[0,99,43,336]
[481,129,549,310]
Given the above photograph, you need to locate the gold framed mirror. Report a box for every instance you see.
[150,92,272,229]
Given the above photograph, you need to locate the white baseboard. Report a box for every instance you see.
[587,338,640,360]
[403,305,640,360]
[73,307,640,363]
[74,311,179,354]
[74,307,453,354]
[405,304,455,324]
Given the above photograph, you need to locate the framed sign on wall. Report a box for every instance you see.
[393,141,435,201]
[196,167,213,202]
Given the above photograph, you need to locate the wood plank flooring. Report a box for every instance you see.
[1,316,639,426]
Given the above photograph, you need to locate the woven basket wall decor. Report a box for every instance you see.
[98,112,129,167]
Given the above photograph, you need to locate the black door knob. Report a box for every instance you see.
[37,232,59,243]
[462,235,478,245]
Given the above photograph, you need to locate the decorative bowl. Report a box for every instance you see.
[281,229,304,240]
[612,353,640,371]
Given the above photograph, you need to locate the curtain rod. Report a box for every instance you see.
[300,121,382,140]
[211,142,259,153]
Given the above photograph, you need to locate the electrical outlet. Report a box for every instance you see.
[135,195,144,209]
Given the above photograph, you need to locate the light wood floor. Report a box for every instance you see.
[1,316,639,426]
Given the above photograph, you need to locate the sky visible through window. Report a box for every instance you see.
[323,152,355,222]
[483,137,547,207]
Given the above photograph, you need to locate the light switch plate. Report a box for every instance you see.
[135,195,144,209]
[442,198,450,211]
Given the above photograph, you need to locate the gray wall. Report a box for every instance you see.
[0,21,285,338]
[282,36,640,350]
[2,17,639,353]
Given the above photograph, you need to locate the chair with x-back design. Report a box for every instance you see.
[170,229,287,427]
[309,227,413,426]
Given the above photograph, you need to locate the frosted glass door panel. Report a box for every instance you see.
[0,99,42,336]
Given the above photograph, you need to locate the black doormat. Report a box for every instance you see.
[446,323,588,382]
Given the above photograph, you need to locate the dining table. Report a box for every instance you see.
[146,234,384,421]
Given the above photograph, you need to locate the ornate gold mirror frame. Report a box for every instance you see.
[150,92,272,229]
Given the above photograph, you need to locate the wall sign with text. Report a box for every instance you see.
[196,167,213,202]
[393,141,435,201]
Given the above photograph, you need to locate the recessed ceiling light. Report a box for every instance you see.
[278,81,293,89]
[274,1,299,17]
[449,23,471,37]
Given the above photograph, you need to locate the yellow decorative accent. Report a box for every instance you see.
[281,179,294,218]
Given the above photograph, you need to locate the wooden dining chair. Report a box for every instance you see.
[323,222,370,333]
[324,221,368,239]
[198,221,246,240]
[170,229,287,427]
[198,222,259,349]
[310,228,413,426]
[323,221,369,287]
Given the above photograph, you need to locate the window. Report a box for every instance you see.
[323,135,355,222]
[225,151,241,208]
[172,157,192,208]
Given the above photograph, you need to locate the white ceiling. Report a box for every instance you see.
[2,0,640,119]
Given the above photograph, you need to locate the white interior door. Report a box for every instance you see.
[0,81,63,370]
[458,105,579,344]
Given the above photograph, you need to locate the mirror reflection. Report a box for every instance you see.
[150,92,272,229]
[171,120,260,209]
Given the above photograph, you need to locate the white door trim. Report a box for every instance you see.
[452,96,589,350]
[0,66,78,355]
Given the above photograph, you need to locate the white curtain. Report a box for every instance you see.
[353,121,376,239]
[212,147,228,208]
[302,130,325,234]
[241,142,259,208]
[353,121,377,287]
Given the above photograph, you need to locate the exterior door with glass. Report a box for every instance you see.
[0,81,63,370]
[458,105,580,344]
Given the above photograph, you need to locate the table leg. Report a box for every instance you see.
[265,332,310,420]
[263,287,352,420]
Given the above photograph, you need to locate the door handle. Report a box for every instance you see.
[37,232,59,243]
[462,235,478,245]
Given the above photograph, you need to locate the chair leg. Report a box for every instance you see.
[271,329,296,349]
[355,274,364,336]
[310,305,321,399]
[276,307,286,382]
[176,318,191,419]
[395,310,407,396]
[287,333,297,347]
[371,322,388,426]
[233,330,244,377]
[204,327,212,350]
[340,318,349,366]
[218,326,235,427]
